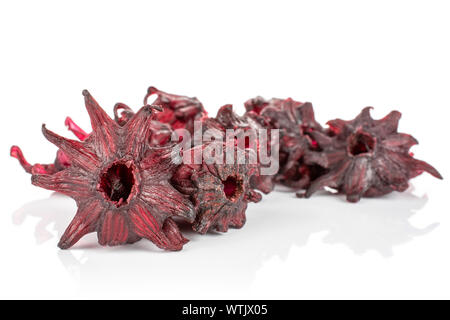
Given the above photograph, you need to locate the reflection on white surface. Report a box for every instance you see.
[12,188,437,294]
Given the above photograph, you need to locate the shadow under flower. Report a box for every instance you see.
[253,187,436,258]
[12,188,437,293]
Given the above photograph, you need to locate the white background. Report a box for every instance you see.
[0,0,449,299]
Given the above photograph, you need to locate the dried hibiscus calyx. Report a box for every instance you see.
[113,102,136,126]
[113,101,173,146]
[10,146,70,175]
[11,83,445,254]
[245,96,327,189]
[203,104,276,194]
[65,116,89,140]
[11,117,89,175]
[11,98,175,177]
[31,90,194,250]
[144,86,207,134]
[204,104,249,132]
[298,107,443,202]
[172,142,262,234]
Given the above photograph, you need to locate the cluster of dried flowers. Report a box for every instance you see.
[11,87,442,251]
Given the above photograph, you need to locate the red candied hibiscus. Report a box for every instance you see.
[299,107,443,202]
[11,99,177,176]
[10,146,70,175]
[172,142,262,234]
[203,104,276,194]
[244,96,327,189]
[31,90,194,250]
[144,86,207,134]
[10,117,89,175]
[113,102,173,146]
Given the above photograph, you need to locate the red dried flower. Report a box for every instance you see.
[113,102,173,146]
[10,116,89,175]
[202,104,276,194]
[299,107,443,202]
[31,90,194,250]
[65,116,89,140]
[144,86,207,134]
[172,142,262,234]
[11,98,177,176]
[10,146,70,175]
[244,96,326,189]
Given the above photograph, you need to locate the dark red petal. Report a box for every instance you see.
[303,150,329,168]
[353,107,374,126]
[31,169,91,199]
[342,158,371,202]
[97,211,129,246]
[191,172,227,233]
[215,104,247,128]
[297,102,322,130]
[58,199,104,249]
[124,105,157,159]
[140,181,195,222]
[10,146,33,173]
[246,189,263,203]
[82,90,118,158]
[386,150,443,180]
[31,164,57,175]
[41,125,99,172]
[140,145,179,176]
[383,133,418,152]
[191,167,221,192]
[410,158,443,179]
[65,117,89,141]
[250,174,275,194]
[148,120,173,146]
[215,216,230,233]
[326,119,348,136]
[304,160,351,197]
[228,204,247,229]
[129,201,186,251]
[162,218,189,247]
[55,150,71,169]
[372,154,409,189]
[113,102,135,126]
[279,147,304,176]
[193,203,227,234]
[144,86,207,134]
[279,170,310,189]
[374,110,401,136]
[214,202,247,232]
[308,130,333,147]
[10,145,60,174]
[175,105,202,119]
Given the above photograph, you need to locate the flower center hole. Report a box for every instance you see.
[349,132,375,156]
[223,176,243,201]
[99,162,135,207]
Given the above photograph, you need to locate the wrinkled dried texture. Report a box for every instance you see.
[11,100,176,177]
[113,102,173,146]
[298,107,443,202]
[204,104,249,131]
[65,117,89,140]
[202,104,276,194]
[10,146,69,175]
[144,86,207,135]
[202,104,256,149]
[11,85,445,254]
[10,117,88,175]
[244,96,327,189]
[30,90,194,250]
[172,142,262,234]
